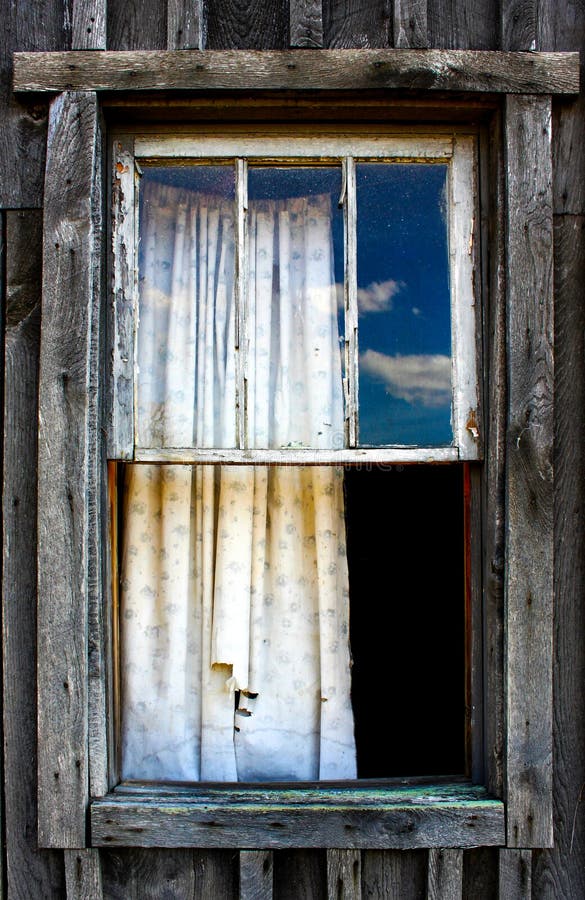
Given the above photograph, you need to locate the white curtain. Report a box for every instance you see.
[120,179,356,781]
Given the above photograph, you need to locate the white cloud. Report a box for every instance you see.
[357,279,403,313]
[336,278,403,314]
[360,350,451,408]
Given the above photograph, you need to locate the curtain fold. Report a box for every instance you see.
[121,178,356,782]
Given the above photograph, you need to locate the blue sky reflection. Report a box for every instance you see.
[356,163,452,446]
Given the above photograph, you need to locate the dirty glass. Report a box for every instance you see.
[136,165,237,449]
[246,167,344,449]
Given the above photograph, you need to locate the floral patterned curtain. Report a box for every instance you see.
[120,179,356,781]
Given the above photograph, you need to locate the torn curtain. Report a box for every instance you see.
[120,179,356,781]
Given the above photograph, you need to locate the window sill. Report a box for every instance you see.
[90,779,504,849]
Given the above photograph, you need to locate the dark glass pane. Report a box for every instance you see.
[137,165,237,448]
[247,167,345,449]
[356,164,452,446]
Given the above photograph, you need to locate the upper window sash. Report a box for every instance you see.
[109,130,480,464]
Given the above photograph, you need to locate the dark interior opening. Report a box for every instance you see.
[345,464,466,778]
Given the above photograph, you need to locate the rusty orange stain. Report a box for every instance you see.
[465,408,479,440]
[116,161,129,175]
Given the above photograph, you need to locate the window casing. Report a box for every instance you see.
[33,79,559,851]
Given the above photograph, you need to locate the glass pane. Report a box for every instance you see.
[247,167,344,450]
[356,163,452,446]
[136,165,237,449]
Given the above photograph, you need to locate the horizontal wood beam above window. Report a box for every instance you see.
[13,49,579,96]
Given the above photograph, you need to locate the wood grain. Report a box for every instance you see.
[87,106,108,798]
[290,0,324,49]
[428,0,499,50]
[483,112,506,799]
[462,848,498,899]
[498,849,532,897]
[504,94,554,849]
[361,850,426,899]
[72,0,106,49]
[65,850,103,899]
[107,0,167,50]
[393,0,428,49]
[37,90,102,848]
[240,851,273,900]
[167,0,203,49]
[501,0,537,51]
[3,209,66,898]
[206,0,288,49]
[91,782,505,848]
[0,0,65,207]
[427,849,463,899]
[531,216,585,899]
[327,850,361,900]
[13,49,580,94]
[100,849,239,898]
[323,0,390,48]
[273,850,326,899]
[538,0,585,215]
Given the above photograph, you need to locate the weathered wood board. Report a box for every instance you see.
[13,49,580,94]
[37,90,103,848]
[504,94,554,849]
[3,209,66,898]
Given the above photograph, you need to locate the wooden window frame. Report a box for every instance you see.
[28,48,570,851]
[110,128,480,463]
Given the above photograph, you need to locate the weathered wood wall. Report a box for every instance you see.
[1,0,584,897]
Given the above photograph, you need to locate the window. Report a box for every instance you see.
[109,128,480,785]
[31,55,566,849]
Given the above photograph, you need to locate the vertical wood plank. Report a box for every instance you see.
[273,850,326,899]
[427,849,463,900]
[290,0,324,48]
[532,217,585,898]
[392,0,427,49]
[107,0,167,49]
[361,850,427,899]
[240,850,273,900]
[72,0,107,49]
[38,90,103,848]
[100,849,239,898]
[483,112,506,799]
[504,94,554,849]
[498,849,532,898]
[462,848,498,899]
[533,0,585,891]
[327,850,361,900]
[323,0,391,48]
[65,849,103,900]
[0,0,68,207]
[501,0,537,51]
[167,0,203,49]
[3,210,66,898]
[427,0,498,50]
[206,0,288,49]
[538,0,585,207]
[88,106,109,799]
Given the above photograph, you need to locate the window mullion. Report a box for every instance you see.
[235,157,248,449]
[343,156,358,448]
